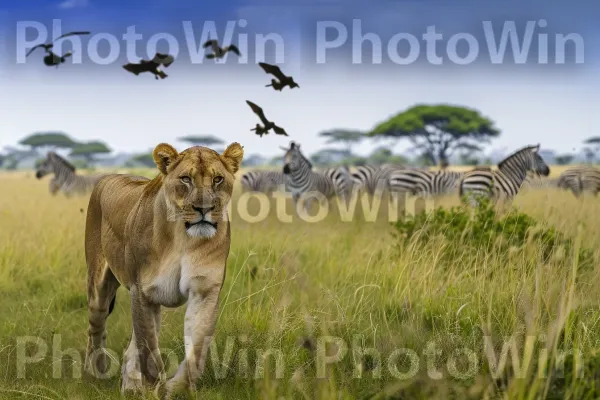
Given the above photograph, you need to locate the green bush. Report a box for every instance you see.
[392,197,593,269]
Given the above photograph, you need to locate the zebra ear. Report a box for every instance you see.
[153,143,179,175]
[533,144,540,152]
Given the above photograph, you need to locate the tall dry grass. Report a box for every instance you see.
[0,167,598,399]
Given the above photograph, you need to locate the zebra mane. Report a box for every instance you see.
[497,145,539,170]
[48,152,76,172]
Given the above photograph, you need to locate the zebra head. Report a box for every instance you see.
[282,142,312,175]
[527,144,551,177]
[35,152,75,179]
[498,144,550,179]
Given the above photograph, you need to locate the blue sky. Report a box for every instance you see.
[1,0,599,158]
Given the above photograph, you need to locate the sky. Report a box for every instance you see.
[1,0,599,159]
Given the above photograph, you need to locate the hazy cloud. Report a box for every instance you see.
[57,0,89,10]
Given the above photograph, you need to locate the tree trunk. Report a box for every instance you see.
[438,149,449,169]
[423,150,436,166]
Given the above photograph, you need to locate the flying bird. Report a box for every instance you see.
[122,53,175,80]
[246,101,288,137]
[203,39,241,59]
[259,62,300,91]
[25,31,91,67]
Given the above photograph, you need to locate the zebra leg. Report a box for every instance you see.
[304,196,317,215]
[49,180,60,196]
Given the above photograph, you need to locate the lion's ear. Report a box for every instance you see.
[153,143,179,175]
[221,142,244,174]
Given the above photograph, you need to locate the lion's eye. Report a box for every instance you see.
[180,176,192,184]
[213,176,224,185]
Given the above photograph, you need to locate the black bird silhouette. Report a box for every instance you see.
[25,31,91,67]
[203,39,241,59]
[246,101,288,137]
[122,53,175,80]
[259,62,300,91]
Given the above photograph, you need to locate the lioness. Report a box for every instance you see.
[83,142,243,398]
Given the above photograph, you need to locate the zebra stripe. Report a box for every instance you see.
[282,142,335,204]
[389,169,464,197]
[240,170,286,193]
[557,166,600,197]
[352,164,406,195]
[321,165,353,200]
[35,152,106,197]
[459,145,550,202]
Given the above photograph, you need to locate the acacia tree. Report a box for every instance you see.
[128,153,155,167]
[70,141,111,164]
[318,129,365,154]
[368,147,409,166]
[19,132,79,154]
[179,135,224,148]
[310,148,352,167]
[583,137,600,163]
[555,154,575,165]
[368,104,500,169]
[457,143,483,166]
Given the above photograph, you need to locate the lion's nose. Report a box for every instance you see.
[192,205,215,216]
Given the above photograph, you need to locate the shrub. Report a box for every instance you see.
[392,197,593,270]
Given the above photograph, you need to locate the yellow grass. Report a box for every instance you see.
[0,166,599,399]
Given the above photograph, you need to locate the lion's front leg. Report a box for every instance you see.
[130,285,165,388]
[164,283,220,398]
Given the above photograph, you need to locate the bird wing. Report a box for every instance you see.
[272,125,288,136]
[226,44,241,56]
[152,53,174,67]
[123,63,145,74]
[53,31,91,42]
[26,44,47,57]
[203,39,218,50]
[246,101,269,125]
[259,62,286,80]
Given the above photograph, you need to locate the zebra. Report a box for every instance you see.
[459,144,550,205]
[35,152,106,197]
[351,164,407,196]
[388,169,464,198]
[556,166,600,197]
[282,142,336,211]
[321,165,353,201]
[240,170,286,193]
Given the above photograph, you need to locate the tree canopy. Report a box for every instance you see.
[129,153,156,168]
[179,135,224,147]
[584,137,600,145]
[310,148,352,166]
[555,154,574,165]
[19,132,79,149]
[368,104,500,168]
[583,137,600,163]
[368,147,409,166]
[70,141,111,161]
[318,129,365,152]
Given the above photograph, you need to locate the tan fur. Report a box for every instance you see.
[83,142,243,398]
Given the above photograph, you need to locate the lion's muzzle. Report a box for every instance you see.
[185,205,218,238]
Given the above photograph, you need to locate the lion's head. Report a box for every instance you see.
[152,142,244,239]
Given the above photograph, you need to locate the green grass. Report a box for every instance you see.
[1,170,600,399]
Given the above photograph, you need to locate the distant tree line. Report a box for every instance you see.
[3,105,598,171]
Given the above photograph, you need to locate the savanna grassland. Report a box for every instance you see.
[1,166,600,399]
